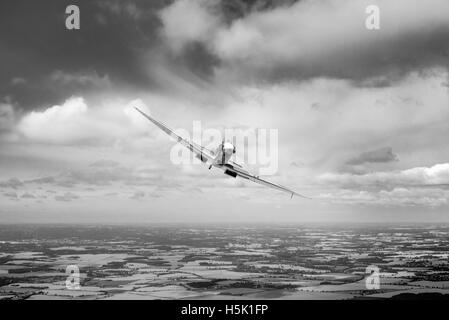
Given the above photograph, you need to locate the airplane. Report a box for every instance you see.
[134,107,309,199]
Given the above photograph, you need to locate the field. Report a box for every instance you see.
[0,224,448,300]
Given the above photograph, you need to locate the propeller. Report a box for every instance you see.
[221,139,225,164]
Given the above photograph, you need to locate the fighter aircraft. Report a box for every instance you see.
[135,107,309,198]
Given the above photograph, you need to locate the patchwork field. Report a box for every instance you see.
[0,224,448,300]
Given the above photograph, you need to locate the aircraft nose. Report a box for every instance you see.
[223,142,234,150]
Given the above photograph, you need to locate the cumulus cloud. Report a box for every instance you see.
[18,97,90,143]
[346,147,398,165]
[17,97,152,144]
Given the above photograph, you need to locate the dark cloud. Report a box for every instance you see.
[0,0,164,110]
[220,0,299,22]
[169,42,220,81]
[250,28,449,86]
[159,0,449,86]
[346,147,398,166]
[2,0,449,115]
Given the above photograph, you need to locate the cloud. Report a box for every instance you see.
[7,67,449,209]
[15,159,167,189]
[61,165,157,186]
[21,192,36,199]
[159,0,449,83]
[320,163,449,190]
[130,190,145,200]
[18,97,89,143]
[159,0,222,54]
[11,77,26,86]
[346,147,398,165]
[89,159,121,168]
[0,103,15,132]
[319,187,449,207]
[3,191,18,200]
[2,0,449,221]
[49,70,111,88]
[54,192,79,202]
[0,0,161,110]
[26,176,56,184]
[0,178,24,189]
[17,97,152,145]
[378,187,448,207]
[97,0,145,20]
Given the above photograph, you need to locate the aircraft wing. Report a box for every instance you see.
[134,107,215,163]
[220,164,310,199]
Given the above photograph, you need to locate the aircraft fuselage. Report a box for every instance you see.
[213,141,235,165]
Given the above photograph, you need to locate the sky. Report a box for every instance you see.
[1,0,449,224]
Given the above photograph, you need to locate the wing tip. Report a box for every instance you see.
[134,106,144,114]
[291,191,312,200]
